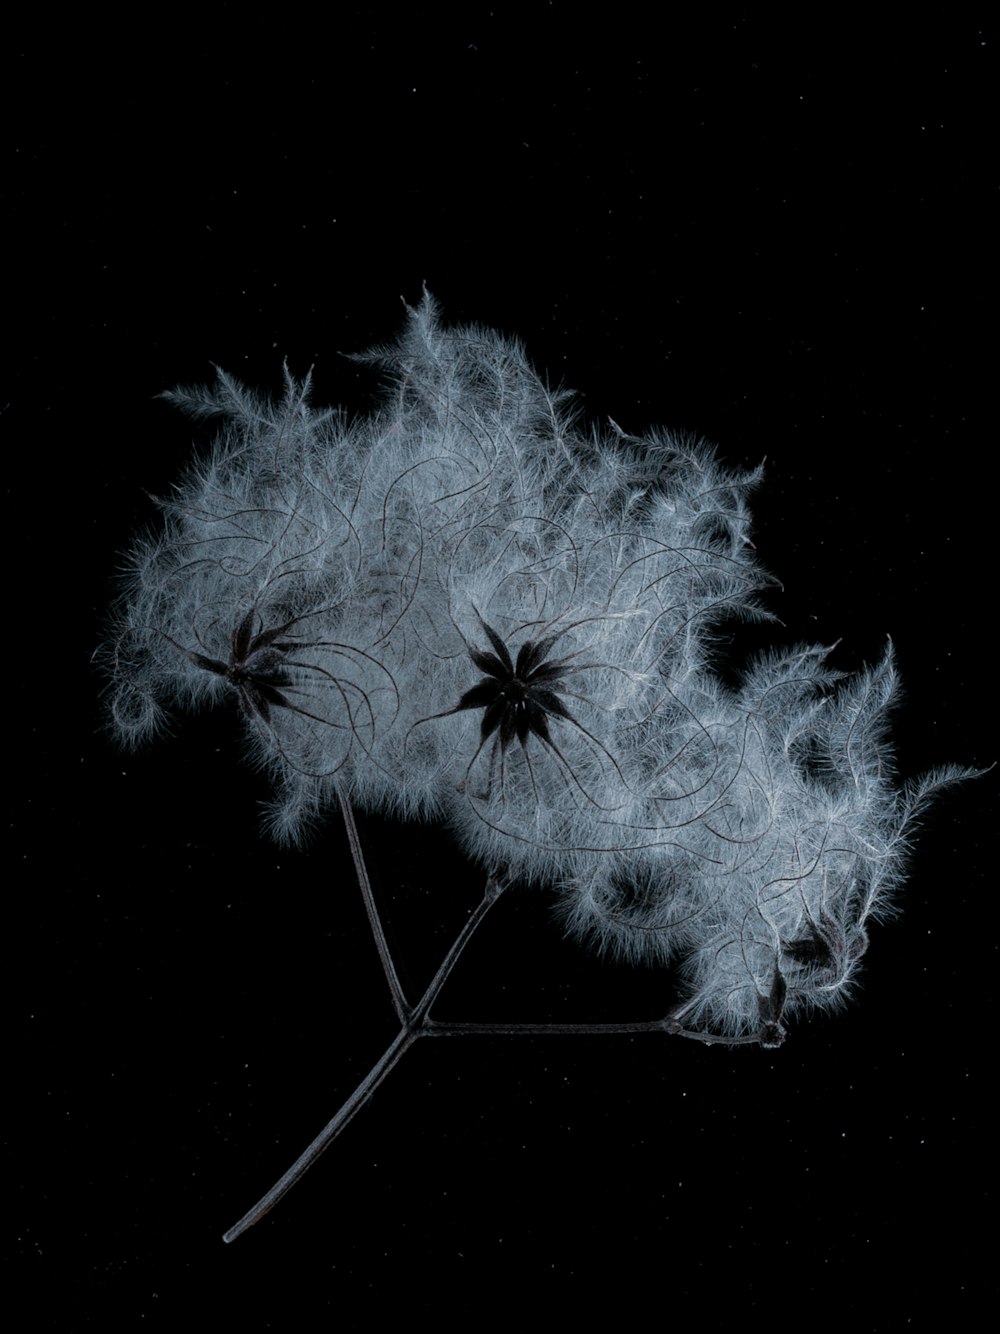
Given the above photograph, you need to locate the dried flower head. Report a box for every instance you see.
[100,295,976,1239]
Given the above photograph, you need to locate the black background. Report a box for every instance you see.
[7,9,994,1327]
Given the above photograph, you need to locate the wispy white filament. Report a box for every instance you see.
[103,294,969,1041]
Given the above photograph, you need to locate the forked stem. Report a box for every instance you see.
[223,799,773,1242]
[223,872,507,1243]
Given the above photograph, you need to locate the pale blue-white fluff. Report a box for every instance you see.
[102,294,968,1041]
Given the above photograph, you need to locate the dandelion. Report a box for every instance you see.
[100,293,975,1239]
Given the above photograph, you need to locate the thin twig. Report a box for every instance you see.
[223,875,508,1242]
[222,1025,418,1243]
[335,781,409,1022]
